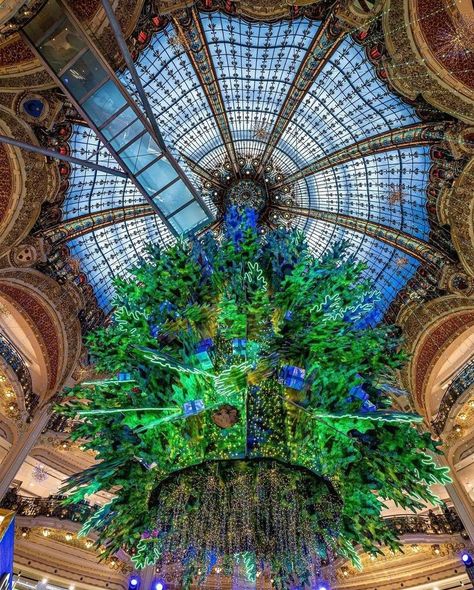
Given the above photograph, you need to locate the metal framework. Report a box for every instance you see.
[182,154,226,189]
[281,205,447,266]
[172,7,240,175]
[21,0,213,237]
[0,134,128,178]
[42,204,155,243]
[257,18,345,177]
[275,122,448,188]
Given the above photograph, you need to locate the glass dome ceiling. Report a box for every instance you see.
[58,7,440,316]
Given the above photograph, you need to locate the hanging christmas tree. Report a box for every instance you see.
[59,208,450,588]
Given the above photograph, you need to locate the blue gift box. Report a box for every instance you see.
[196,338,213,353]
[279,365,305,390]
[349,384,369,402]
[348,384,377,412]
[232,338,247,355]
[117,372,133,382]
[361,399,377,412]
[183,399,205,416]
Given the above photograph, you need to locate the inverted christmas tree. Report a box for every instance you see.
[60,208,449,589]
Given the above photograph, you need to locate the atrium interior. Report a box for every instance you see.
[0,0,473,589]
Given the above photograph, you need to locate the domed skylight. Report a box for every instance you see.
[57,7,440,315]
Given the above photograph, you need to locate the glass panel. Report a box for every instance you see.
[156,180,194,217]
[24,0,65,45]
[39,20,86,74]
[60,50,107,101]
[110,120,146,153]
[121,135,161,174]
[137,160,179,197]
[168,201,210,234]
[82,80,127,126]
[102,106,137,137]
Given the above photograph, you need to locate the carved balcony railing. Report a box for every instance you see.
[432,358,474,435]
[385,508,465,537]
[44,413,79,433]
[0,489,97,523]
[1,489,465,540]
[0,331,38,415]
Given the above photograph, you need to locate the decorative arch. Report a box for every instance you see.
[0,414,17,446]
[398,295,474,414]
[383,0,474,124]
[439,157,474,277]
[0,268,82,399]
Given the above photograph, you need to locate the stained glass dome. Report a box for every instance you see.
[57,7,442,316]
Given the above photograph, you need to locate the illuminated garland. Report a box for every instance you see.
[60,208,450,589]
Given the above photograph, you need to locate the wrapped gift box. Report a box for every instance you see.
[279,365,305,390]
[192,351,213,371]
[232,338,247,356]
[183,399,205,416]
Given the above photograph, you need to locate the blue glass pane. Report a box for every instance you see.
[120,135,161,173]
[102,106,137,136]
[156,181,194,216]
[136,156,177,196]
[110,120,145,152]
[82,80,127,126]
[168,201,210,233]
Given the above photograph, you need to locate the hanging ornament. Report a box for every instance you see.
[211,404,240,429]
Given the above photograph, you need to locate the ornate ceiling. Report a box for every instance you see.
[41,2,453,317]
[0,0,473,588]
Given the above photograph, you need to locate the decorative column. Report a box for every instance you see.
[0,402,52,500]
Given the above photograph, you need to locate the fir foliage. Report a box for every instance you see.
[59,208,450,587]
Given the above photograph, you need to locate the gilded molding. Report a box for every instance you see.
[336,541,472,590]
[438,157,474,277]
[397,295,474,413]
[0,107,58,257]
[157,0,324,20]
[383,0,474,124]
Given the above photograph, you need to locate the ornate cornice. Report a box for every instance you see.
[397,295,474,413]
[156,0,325,21]
[0,107,58,256]
[383,0,474,124]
